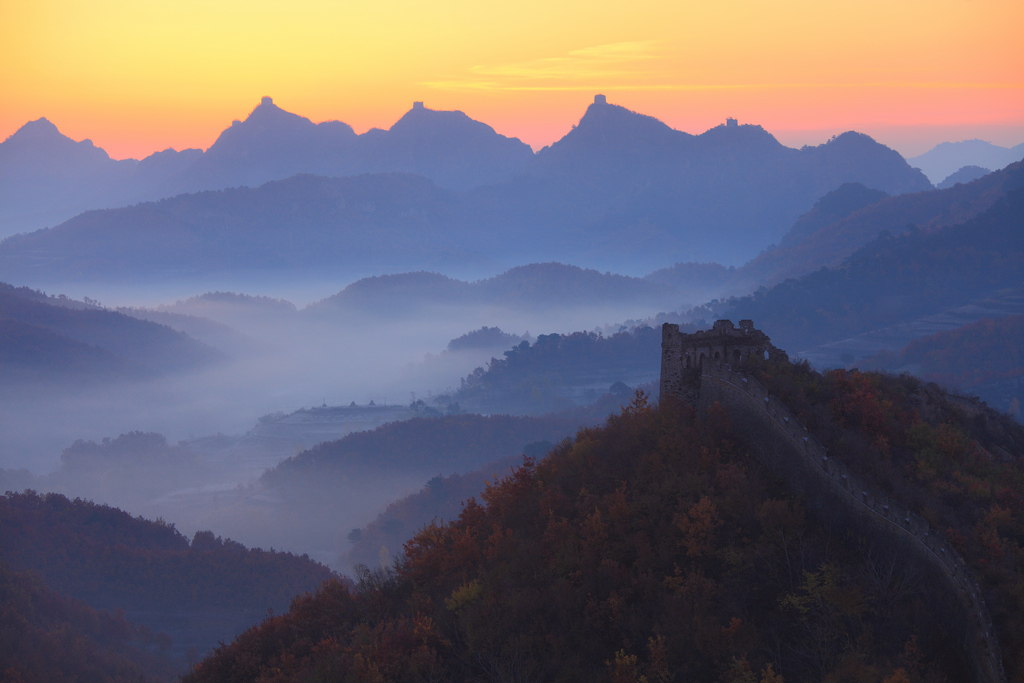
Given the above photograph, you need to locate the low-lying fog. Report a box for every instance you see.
[1,281,679,570]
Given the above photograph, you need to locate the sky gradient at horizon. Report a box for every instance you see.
[2,0,1022,159]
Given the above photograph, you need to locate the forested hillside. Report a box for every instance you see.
[0,560,179,683]
[185,363,1024,682]
[862,314,1024,417]
[0,492,335,657]
[344,441,555,569]
[450,325,672,413]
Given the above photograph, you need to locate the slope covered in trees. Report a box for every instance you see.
[344,441,554,569]
[263,414,586,489]
[0,492,335,656]
[0,560,179,683]
[450,325,672,414]
[862,314,1024,417]
[186,363,1024,682]
[862,314,1024,390]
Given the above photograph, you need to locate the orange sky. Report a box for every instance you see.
[1,0,1022,159]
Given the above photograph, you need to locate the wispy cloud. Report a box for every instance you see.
[424,44,1023,92]
[426,78,1024,94]
[423,41,663,91]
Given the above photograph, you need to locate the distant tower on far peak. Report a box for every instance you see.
[726,117,738,127]
[594,94,607,105]
[413,101,424,110]
[261,96,273,106]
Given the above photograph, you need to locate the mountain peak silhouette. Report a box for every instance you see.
[234,96,316,134]
[537,95,686,168]
[574,97,675,138]
[365,103,533,189]
[1,117,110,163]
[389,103,501,139]
[7,117,63,142]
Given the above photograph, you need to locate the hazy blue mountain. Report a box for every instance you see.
[0,99,533,236]
[468,98,932,268]
[0,119,199,236]
[479,262,658,304]
[173,97,358,193]
[0,173,470,283]
[736,161,1018,288]
[159,291,299,319]
[0,317,128,382]
[908,138,1024,183]
[178,98,532,193]
[937,165,991,189]
[311,271,475,313]
[777,182,889,248]
[353,102,534,189]
[447,326,524,352]
[0,118,135,234]
[0,282,220,382]
[116,307,250,353]
[0,96,935,280]
[309,262,671,316]
[643,262,738,304]
[722,162,1024,353]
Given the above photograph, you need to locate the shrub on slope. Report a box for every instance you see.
[185,378,1024,682]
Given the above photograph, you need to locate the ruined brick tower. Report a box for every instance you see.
[660,320,775,401]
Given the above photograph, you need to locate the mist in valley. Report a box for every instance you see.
[0,275,680,570]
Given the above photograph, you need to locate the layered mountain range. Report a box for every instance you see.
[0,97,531,237]
[908,138,1024,184]
[0,96,933,282]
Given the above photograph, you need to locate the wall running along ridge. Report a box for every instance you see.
[661,322,1007,683]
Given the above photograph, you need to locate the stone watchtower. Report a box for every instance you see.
[660,320,775,401]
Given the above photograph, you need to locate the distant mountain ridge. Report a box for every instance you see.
[0,97,932,281]
[311,263,671,314]
[908,138,1024,183]
[177,97,533,195]
[0,97,533,236]
[734,161,1018,289]
[0,282,220,383]
[937,165,992,189]
[722,162,1024,353]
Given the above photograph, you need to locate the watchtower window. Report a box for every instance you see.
[714,351,721,360]
[732,349,742,363]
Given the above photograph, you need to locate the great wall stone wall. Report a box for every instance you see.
[661,321,1007,683]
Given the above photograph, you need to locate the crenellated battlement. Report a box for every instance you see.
[660,320,781,402]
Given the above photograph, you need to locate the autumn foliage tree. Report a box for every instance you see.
[182,374,1024,682]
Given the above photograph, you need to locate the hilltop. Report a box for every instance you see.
[185,358,1024,682]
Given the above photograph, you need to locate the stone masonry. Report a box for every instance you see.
[660,319,777,402]
[660,320,1006,683]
